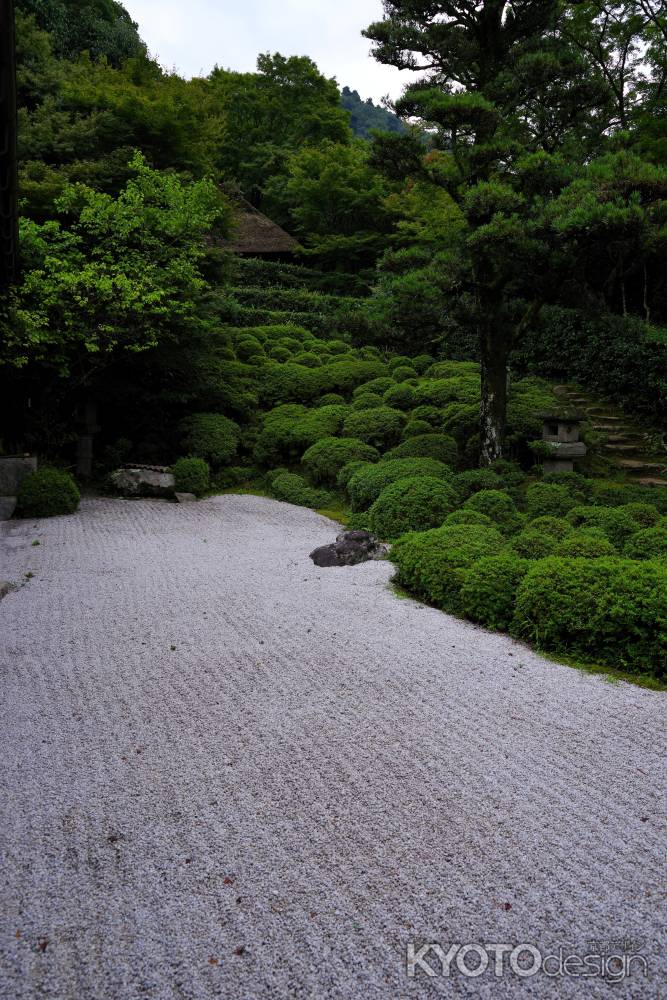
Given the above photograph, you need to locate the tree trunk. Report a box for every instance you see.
[479,328,509,466]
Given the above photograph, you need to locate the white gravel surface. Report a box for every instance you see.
[0,495,665,1000]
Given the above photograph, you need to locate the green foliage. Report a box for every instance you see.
[301,437,379,486]
[525,482,578,519]
[340,86,406,139]
[511,527,560,559]
[391,524,504,614]
[402,419,434,438]
[368,476,457,541]
[347,458,454,512]
[385,433,458,467]
[271,472,329,508]
[461,555,530,631]
[351,392,384,411]
[17,0,145,65]
[567,505,646,548]
[172,457,210,497]
[512,558,667,676]
[342,406,406,449]
[16,466,80,517]
[452,469,503,501]
[463,490,523,533]
[624,527,667,561]
[180,413,240,469]
[557,530,617,559]
[253,403,348,466]
[383,382,416,410]
[444,509,494,528]
[525,515,571,539]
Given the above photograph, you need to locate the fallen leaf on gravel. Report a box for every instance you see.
[36,939,49,952]
[223,877,234,885]
[234,947,245,956]
[208,956,219,965]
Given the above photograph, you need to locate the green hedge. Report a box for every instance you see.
[512,557,667,676]
[368,476,457,540]
[16,467,80,518]
[391,524,504,614]
[347,458,454,511]
[461,555,530,631]
[180,413,240,469]
[301,437,379,486]
[462,490,524,534]
[342,406,407,449]
[271,473,329,508]
[385,433,458,467]
[172,457,210,497]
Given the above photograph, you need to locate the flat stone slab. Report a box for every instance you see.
[175,492,198,503]
[0,456,37,495]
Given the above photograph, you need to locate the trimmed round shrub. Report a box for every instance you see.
[444,509,494,528]
[402,419,434,438]
[392,365,418,382]
[235,336,264,360]
[463,490,523,533]
[315,393,345,407]
[391,524,504,614]
[351,392,384,411]
[525,482,577,519]
[525,515,571,540]
[557,530,616,558]
[172,457,210,497]
[292,351,322,368]
[415,376,479,408]
[271,473,328,508]
[352,377,393,397]
[426,360,480,379]
[346,511,371,531]
[460,555,530,631]
[348,458,454,512]
[180,413,240,469]
[452,469,502,502]
[301,437,379,486]
[368,476,458,541]
[511,526,560,559]
[383,382,417,410]
[567,505,644,548]
[411,354,434,374]
[268,345,292,362]
[337,459,371,491]
[624,526,667,560]
[16,467,80,518]
[541,471,593,502]
[512,557,667,676]
[412,405,442,427]
[385,433,458,467]
[342,406,407,449]
[388,355,413,372]
[622,502,661,528]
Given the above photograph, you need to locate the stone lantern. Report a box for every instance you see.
[536,411,587,473]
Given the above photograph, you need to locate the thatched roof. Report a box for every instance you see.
[222,198,299,256]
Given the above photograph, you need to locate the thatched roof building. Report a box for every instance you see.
[222,198,299,258]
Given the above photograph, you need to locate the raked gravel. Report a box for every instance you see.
[0,495,665,1000]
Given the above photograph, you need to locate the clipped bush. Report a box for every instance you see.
[172,457,210,497]
[253,403,348,466]
[315,393,346,407]
[392,365,418,382]
[383,382,417,410]
[385,433,458,467]
[16,467,80,518]
[622,502,661,528]
[525,515,571,539]
[411,354,435,374]
[368,476,457,541]
[463,490,524,533]
[351,392,384,411]
[391,523,504,614]
[337,459,371,491]
[567,505,644,548]
[624,526,667,560]
[541,471,593,502]
[557,530,616,558]
[271,473,328,508]
[292,351,322,368]
[353,377,394,397]
[415,376,479,408]
[512,557,667,675]
[412,405,443,427]
[460,555,530,631]
[402,419,434,438]
[452,469,503,501]
[301,437,379,486]
[347,458,454,512]
[342,406,407,449]
[180,413,240,469]
[444,509,494,528]
[525,482,578,519]
[511,526,560,559]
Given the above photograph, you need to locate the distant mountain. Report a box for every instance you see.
[341,86,406,140]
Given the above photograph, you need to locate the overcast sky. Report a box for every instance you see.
[122,0,415,103]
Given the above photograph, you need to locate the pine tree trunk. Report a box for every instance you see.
[479,329,508,466]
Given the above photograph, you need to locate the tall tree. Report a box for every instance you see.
[364,1,617,463]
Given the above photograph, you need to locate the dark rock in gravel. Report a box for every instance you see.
[310,530,389,568]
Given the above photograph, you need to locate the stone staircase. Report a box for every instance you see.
[553,384,667,486]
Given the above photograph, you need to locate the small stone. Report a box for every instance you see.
[0,580,12,600]
[175,493,198,503]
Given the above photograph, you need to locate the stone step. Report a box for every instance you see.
[590,416,625,426]
[632,476,667,487]
[603,443,647,454]
[617,458,667,473]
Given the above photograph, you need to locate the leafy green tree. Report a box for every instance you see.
[1,153,230,376]
[340,86,406,139]
[16,0,145,66]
